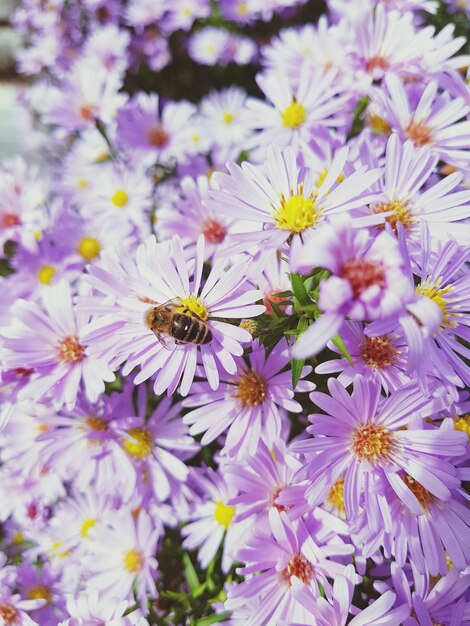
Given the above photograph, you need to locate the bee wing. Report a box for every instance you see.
[152,329,175,351]
[153,297,181,312]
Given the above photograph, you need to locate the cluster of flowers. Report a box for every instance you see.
[1,0,470,624]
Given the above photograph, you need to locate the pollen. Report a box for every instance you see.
[365,55,390,74]
[77,236,101,261]
[350,423,394,463]
[239,319,258,336]
[223,112,234,124]
[77,178,89,189]
[454,414,470,439]
[405,121,434,147]
[327,476,346,514]
[273,192,321,234]
[282,100,307,129]
[0,603,19,624]
[214,501,235,529]
[111,189,129,208]
[360,335,398,369]
[148,125,169,147]
[416,278,457,330]
[235,370,268,407]
[37,264,56,285]
[81,517,96,538]
[203,218,226,244]
[122,427,153,459]
[124,548,143,573]
[56,335,86,364]
[27,585,52,603]
[371,199,415,234]
[403,474,435,513]
[281,554,313,585]
[340,259,386,298]
[178,295,209,321]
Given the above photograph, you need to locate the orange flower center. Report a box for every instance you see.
[340,259,386,298]
[203,218,226,244]
[56,335,86,363]
[405,121,433,146]
[235,370,267,407]
[350,423,394,463]
[281,554,313,585]
[148,125,168,147]
[0,604,19,625]
[365,56,390,73]
[360,335,398,369]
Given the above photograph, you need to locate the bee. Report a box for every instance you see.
[146,299,212,349]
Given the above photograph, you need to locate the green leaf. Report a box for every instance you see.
[292,317,308,388]
[195,614,230,626]
[271,290,293,298]
[267,299,284,318]
[291,273,311,307]
[183,553,200,594]
[332,334,353,366]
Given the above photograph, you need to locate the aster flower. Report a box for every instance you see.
[363,134,470,245]
[181,467,250,574]
[155,175,234,260]
[225,509,354,626]
[59,591,147,626]
[370,75,470,168]
[289,564,409,626]
[1,281,115,409]
[182,339,313,457]
[291,375,466,518]
[199,87,250,148]
[43,58,126,133]
[291,215,413,358]
[243,64,351,156]
[206,145,382,257]
[0,589,44,626]
[85,511,158,607]
[163,0,211,31]
[80,235,264,395]
[117,92,198,163]
[17,562,66,626]
[315,321,411,393]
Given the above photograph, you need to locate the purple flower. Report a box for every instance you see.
[1,281,115,409]
[182,339,314,457]
[291,215,413,358]
[291,375,466,517]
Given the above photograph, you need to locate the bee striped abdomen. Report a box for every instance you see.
[171,313,212,345]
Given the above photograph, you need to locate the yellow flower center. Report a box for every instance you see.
[235,370,267,407]
[223,112,234,124]
[281,100,307,129]
[27,585,52,603]
[177,295,209,321]
[416,278,457,330]
[368,114,392,136]
[214,501,235,529]
[350,423,394,463]
[327,477,345,514]
[50,540,69,558]
[81,518,96,538]
[77,236,101,261]
[454,415,470,439]
[122,427,153,459]
[371,199,415,234]
[37,265,56,285]
[111,189,129,208]
[12,531,24,544]
[124,549,143,573]
[85,416,108,431]
[77,178,89,189]
[273,192,321,234]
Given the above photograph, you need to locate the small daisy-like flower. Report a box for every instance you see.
[80,235,264,395]
[17,562,66,625]
[315,321,410,393]
[155,175,234,260]
[206,145,381,257]
[117,92,198,163]
[1,281,115,409]
[291,215,413,358]
[182,467,249,573]
[225,509,353,626]
[365,134,470,245]
[85,511,158,607]
[370,74,470,168]
[292,375,467,517]
[199,87,250,147]
[59,590,146,626]
[182,339,314,457]
[243,64,351,155]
